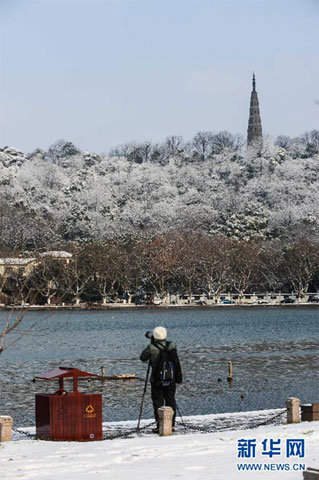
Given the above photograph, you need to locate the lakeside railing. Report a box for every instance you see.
[1,292,318,308]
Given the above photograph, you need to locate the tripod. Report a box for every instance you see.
[136,361,151,432]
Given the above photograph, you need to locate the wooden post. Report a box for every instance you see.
[285,397,300,423]
[158,407,174,436]
[301,403,319,422]
[73,376,78,393]
[0,416,13,442]
[59,377,64,394]
[303,468,319,479]
[227,361,233,381]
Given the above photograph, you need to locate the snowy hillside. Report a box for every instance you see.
[0,132,318,249]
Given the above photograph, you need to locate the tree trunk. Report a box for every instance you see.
[188,280,192,303]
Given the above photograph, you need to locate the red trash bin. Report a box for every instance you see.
[34,366,102,441]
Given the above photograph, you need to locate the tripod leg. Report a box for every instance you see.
[136,361,151,432]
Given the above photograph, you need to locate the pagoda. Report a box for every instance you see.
[247,73,263,145]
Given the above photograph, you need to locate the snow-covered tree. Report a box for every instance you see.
[0,132,318,248]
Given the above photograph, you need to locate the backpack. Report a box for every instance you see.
[153,341,182,388]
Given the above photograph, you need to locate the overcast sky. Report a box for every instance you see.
[0,0,318,153]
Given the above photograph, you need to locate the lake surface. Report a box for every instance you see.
[0,307,318,426]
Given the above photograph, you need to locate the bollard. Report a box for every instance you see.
[158,407,174,436]
[227,361,233,382]
[0,416,13,442]
[303,467,319,479]
[285,397,300,423]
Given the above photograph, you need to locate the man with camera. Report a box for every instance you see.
[140,326,182,433]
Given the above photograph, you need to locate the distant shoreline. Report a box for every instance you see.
[1,303,318,311]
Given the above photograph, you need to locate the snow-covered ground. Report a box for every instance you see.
[1,411,318,480]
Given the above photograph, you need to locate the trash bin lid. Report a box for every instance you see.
[34,366,99,380]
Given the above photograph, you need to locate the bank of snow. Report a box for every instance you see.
[1,412,318,480]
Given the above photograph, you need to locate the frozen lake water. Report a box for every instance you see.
[0,306,318,426]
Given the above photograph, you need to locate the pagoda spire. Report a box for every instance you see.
[252,72,256,92]
[247,73,262,145]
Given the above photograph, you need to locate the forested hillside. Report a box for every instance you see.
[0,130,318,251]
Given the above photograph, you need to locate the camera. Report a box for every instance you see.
[145,331,153,339]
